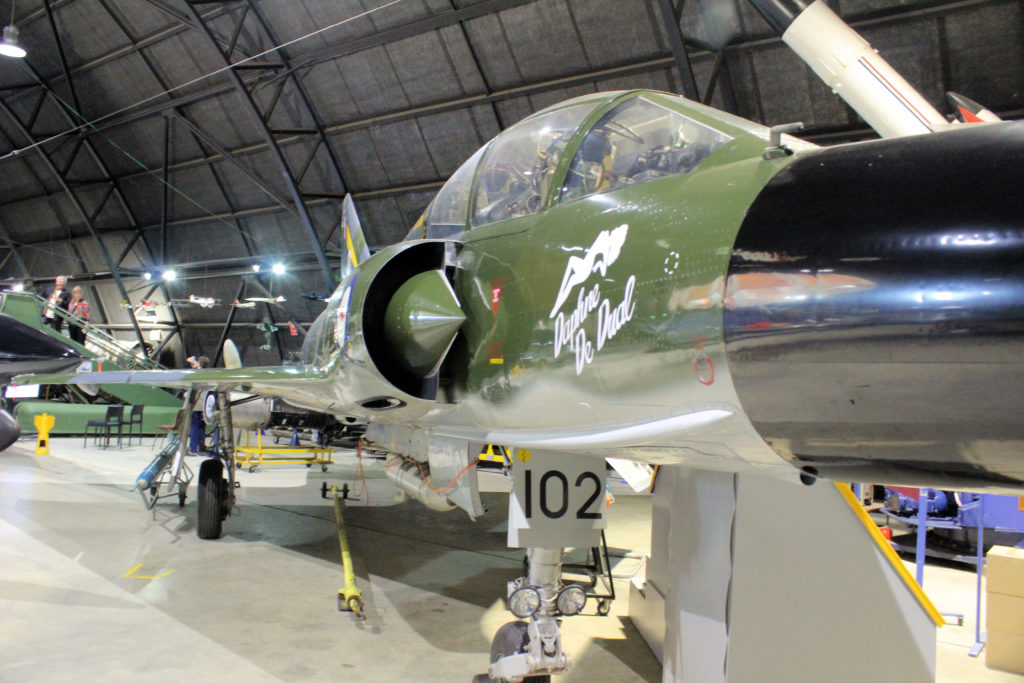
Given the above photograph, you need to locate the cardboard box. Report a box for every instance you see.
[987,630,1024,674]
[988,592,1024,635]
[987,546,1024,597]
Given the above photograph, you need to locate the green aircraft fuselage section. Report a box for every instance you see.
[295,90,802,439]
[452,140,790,431]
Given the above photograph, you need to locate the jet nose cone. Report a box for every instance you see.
[385,269,466,376]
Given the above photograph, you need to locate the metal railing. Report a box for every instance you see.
[28,293,167,371]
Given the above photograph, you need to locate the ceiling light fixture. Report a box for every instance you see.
[271,262,285,275]
[0,3,26,59]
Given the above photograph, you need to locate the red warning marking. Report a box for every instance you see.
[693,355,714,386]
[958,106,984,124]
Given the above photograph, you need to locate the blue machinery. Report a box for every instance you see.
[882,489,1024,658]
[882,490,1024,564]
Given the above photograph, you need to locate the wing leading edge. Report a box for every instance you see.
[15,364,327,400]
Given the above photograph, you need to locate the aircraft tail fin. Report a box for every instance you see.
[946,91,1002,124]
[340,195,370,280]
[223,339,242,369]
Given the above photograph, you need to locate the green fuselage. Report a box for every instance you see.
[293,91,802,475]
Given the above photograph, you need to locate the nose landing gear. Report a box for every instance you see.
[196,390,237,540]
[479,547,575,682]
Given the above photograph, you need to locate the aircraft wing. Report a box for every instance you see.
[14,365,328,407]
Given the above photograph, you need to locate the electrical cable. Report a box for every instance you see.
[351,436,369,504]
[398,452,478,495]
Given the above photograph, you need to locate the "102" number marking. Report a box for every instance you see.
[523,469,602,520]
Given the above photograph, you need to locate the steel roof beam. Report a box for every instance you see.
[0,0,1005,141]
[183,0,334,290]
[0,96,148,349]
[245,0,353,211]
[651,0,700,99]
[11,1,186,350]
[290,0,538,72]
[169,110,298,216]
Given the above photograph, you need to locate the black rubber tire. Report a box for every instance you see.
[197,459,224,539]
[489,621,550,683]
[219,474,231,518]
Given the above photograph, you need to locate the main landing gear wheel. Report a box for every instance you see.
[197,458,228,539]
[477,621,549,683]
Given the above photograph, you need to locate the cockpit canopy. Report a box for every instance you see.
[409,90,735,240]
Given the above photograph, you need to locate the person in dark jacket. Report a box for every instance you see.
[40,276,71,332]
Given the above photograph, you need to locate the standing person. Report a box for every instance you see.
[40,276,71,332]
[186,355,211,453]
[67,286,90,345]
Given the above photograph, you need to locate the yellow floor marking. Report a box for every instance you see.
[123,563,176,580]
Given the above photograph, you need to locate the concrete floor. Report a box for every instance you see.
[0,436,1021,682]
[0,437,658,682]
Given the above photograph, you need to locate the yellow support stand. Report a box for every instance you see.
[330,486,363,617]
[33,413,54,455]
[234,429,334,472]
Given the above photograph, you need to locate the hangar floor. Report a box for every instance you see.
[0,437,1020,682]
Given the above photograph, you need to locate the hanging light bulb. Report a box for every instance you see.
[0,25,24,58]
[0,3,25,59]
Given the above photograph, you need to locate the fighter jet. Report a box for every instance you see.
[16,2,1024,679]
[244,295,286,305]
[186,295,219,309]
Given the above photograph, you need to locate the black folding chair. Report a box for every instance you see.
[84,405,124,448]
[124,405,144,446]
